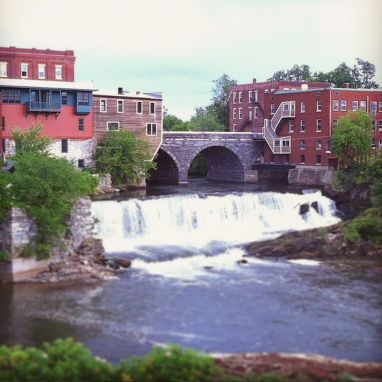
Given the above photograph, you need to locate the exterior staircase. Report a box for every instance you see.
[263,101,295,154]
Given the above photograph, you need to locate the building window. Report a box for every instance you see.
[55,65,62,80]
[332,119,338,129]
[299,140,305,150]
[233,124,237,132]
[379,140,382,149]
[1,116,5,130]
[254,90,258,102]
[2,89,21,103]
[78,159,85,168]
[360,100,367,111]
[316,155,321,165]
[271,104,276,114]
[233,92,237,104]
[77,92,89,106]
[371,101,377,115]
[300,155,305,164]
[372,120,375,131]
[136,101,142,114]
[248,91,253,103]
[316,119,322,132]
[288,120,294,133]
[238,108,242,119]
[107,122,120,131]
[254,106,259,118]
[333,100,339,111]
[79,118,84,131]
[379,102,382,113]
[100,99,107,112]
[61,139,68,153]
[146,123,157,136]
[340,100,347,111]
[300,120,306,132]
[38,64,46,79]
[300,102,305,113]
[117,99,124,113]
[316,100,322,112]
[233,108,237,119]
[61,92,68,105]
[2,138,5,153]
[0,62,7,77]
[352,100,359,111]
[21,63,28,78]
[150,102,155,114]
[238,92,242,103]
[248,108,253,121]
[378,120,382,131]
[316,140,322,150]
[316,91,321,97]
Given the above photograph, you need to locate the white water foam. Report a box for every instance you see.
[92,190,340,253]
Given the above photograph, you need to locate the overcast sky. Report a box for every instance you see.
[1,0,381,120]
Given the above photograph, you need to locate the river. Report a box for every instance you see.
[0,180,381,363]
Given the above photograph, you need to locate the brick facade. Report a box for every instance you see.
[0,46,75,81]
[230,80,382,168]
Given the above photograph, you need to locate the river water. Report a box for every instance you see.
[0,180,381,363]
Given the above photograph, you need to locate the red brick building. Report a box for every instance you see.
[0,47,95,167]
[230,80,382,168]
[93,88,163,157]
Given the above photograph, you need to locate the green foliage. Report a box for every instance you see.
[95,130,156,187]
[9,153,98,258]
[331,111,372,167]
[0,338,122,382]
[120,344,223,382]
[189,153,209,177]
[188,107,225,132]
[208,73,237,129]
[0,173,12,221]
[0,252,11,261]
[163,114,185,131]
[11,124,52,155]
[343,208,382,245]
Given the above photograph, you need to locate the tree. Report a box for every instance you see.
[331,111,372,167]
[95,130,156,186]
[268,65,312,82]
[11,124,52,155]
[327,62,354,87]
[163,114,185,131]
[187,107,225,132]
[352,58,379,89]
[208,74,237,129]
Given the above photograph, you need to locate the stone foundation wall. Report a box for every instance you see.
[288,167,334,186]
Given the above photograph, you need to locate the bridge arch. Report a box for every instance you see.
[149,148,181,185]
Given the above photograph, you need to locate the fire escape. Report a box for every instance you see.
[263,101,295,154]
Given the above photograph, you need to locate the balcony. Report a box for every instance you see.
[26,101,62,113]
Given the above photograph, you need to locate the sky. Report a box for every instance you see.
[1,0,381,120]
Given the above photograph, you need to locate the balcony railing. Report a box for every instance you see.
[27,101,62,113]
[271,101,295,130]
[263,119,291,154]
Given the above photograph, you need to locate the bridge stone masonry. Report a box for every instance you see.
[150,132,264,185]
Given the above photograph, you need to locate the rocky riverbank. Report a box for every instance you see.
[245,221,382,260]
[21,238,131,284]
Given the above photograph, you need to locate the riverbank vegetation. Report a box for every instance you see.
[0,125,98,259]
[95,130,156,187]
[2,338,380,382]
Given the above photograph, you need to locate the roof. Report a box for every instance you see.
[94,90,162,100]
[275,86,382,95]
[0,78,96,91]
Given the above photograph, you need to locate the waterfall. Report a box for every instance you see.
[91,190,340,253]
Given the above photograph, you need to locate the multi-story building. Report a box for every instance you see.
[230,79,382,168]
[0,47,95,167]
[93,87,163,157]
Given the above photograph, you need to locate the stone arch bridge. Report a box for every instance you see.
[150,132,264,185]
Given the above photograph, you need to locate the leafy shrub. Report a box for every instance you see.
[0,338,124,382]
[119,344,223,382]
[12,124,52,155]
[0,173,12,221]
[0,252,11,261]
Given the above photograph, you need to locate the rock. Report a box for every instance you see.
[237,259,248,265]
[299,203,310,215]
[114,258,132,268]
[311,201,319,213]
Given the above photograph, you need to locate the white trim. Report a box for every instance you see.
[316,100,322,112]
[107,121,120,131]
[316,119,322,132]
[238,108,242,119]
[340,99,347,112]
[146,123,157,136]
[0,78,96,90]
[300,101,305,113]
[238,91,242,103]
[20,63,28,78]
[55,64,63,80]
[136,100,143,114]
[248,91,253,103]
[117,99,124,113]
[100,98,107,113]
[0,62,8,78]
[150,101,155,115]
[38,63,46,79]
[352,100,359,111]
[333,99,339,111]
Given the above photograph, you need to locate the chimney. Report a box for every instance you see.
[343,83,350,88]
[118,87,124,94]
[253,78,257,83]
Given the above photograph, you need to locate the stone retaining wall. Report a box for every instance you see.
[288,167,334,186]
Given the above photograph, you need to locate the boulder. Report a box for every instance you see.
[311,201,319,214]
[114,258,132,268]
[299,203,310,215]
